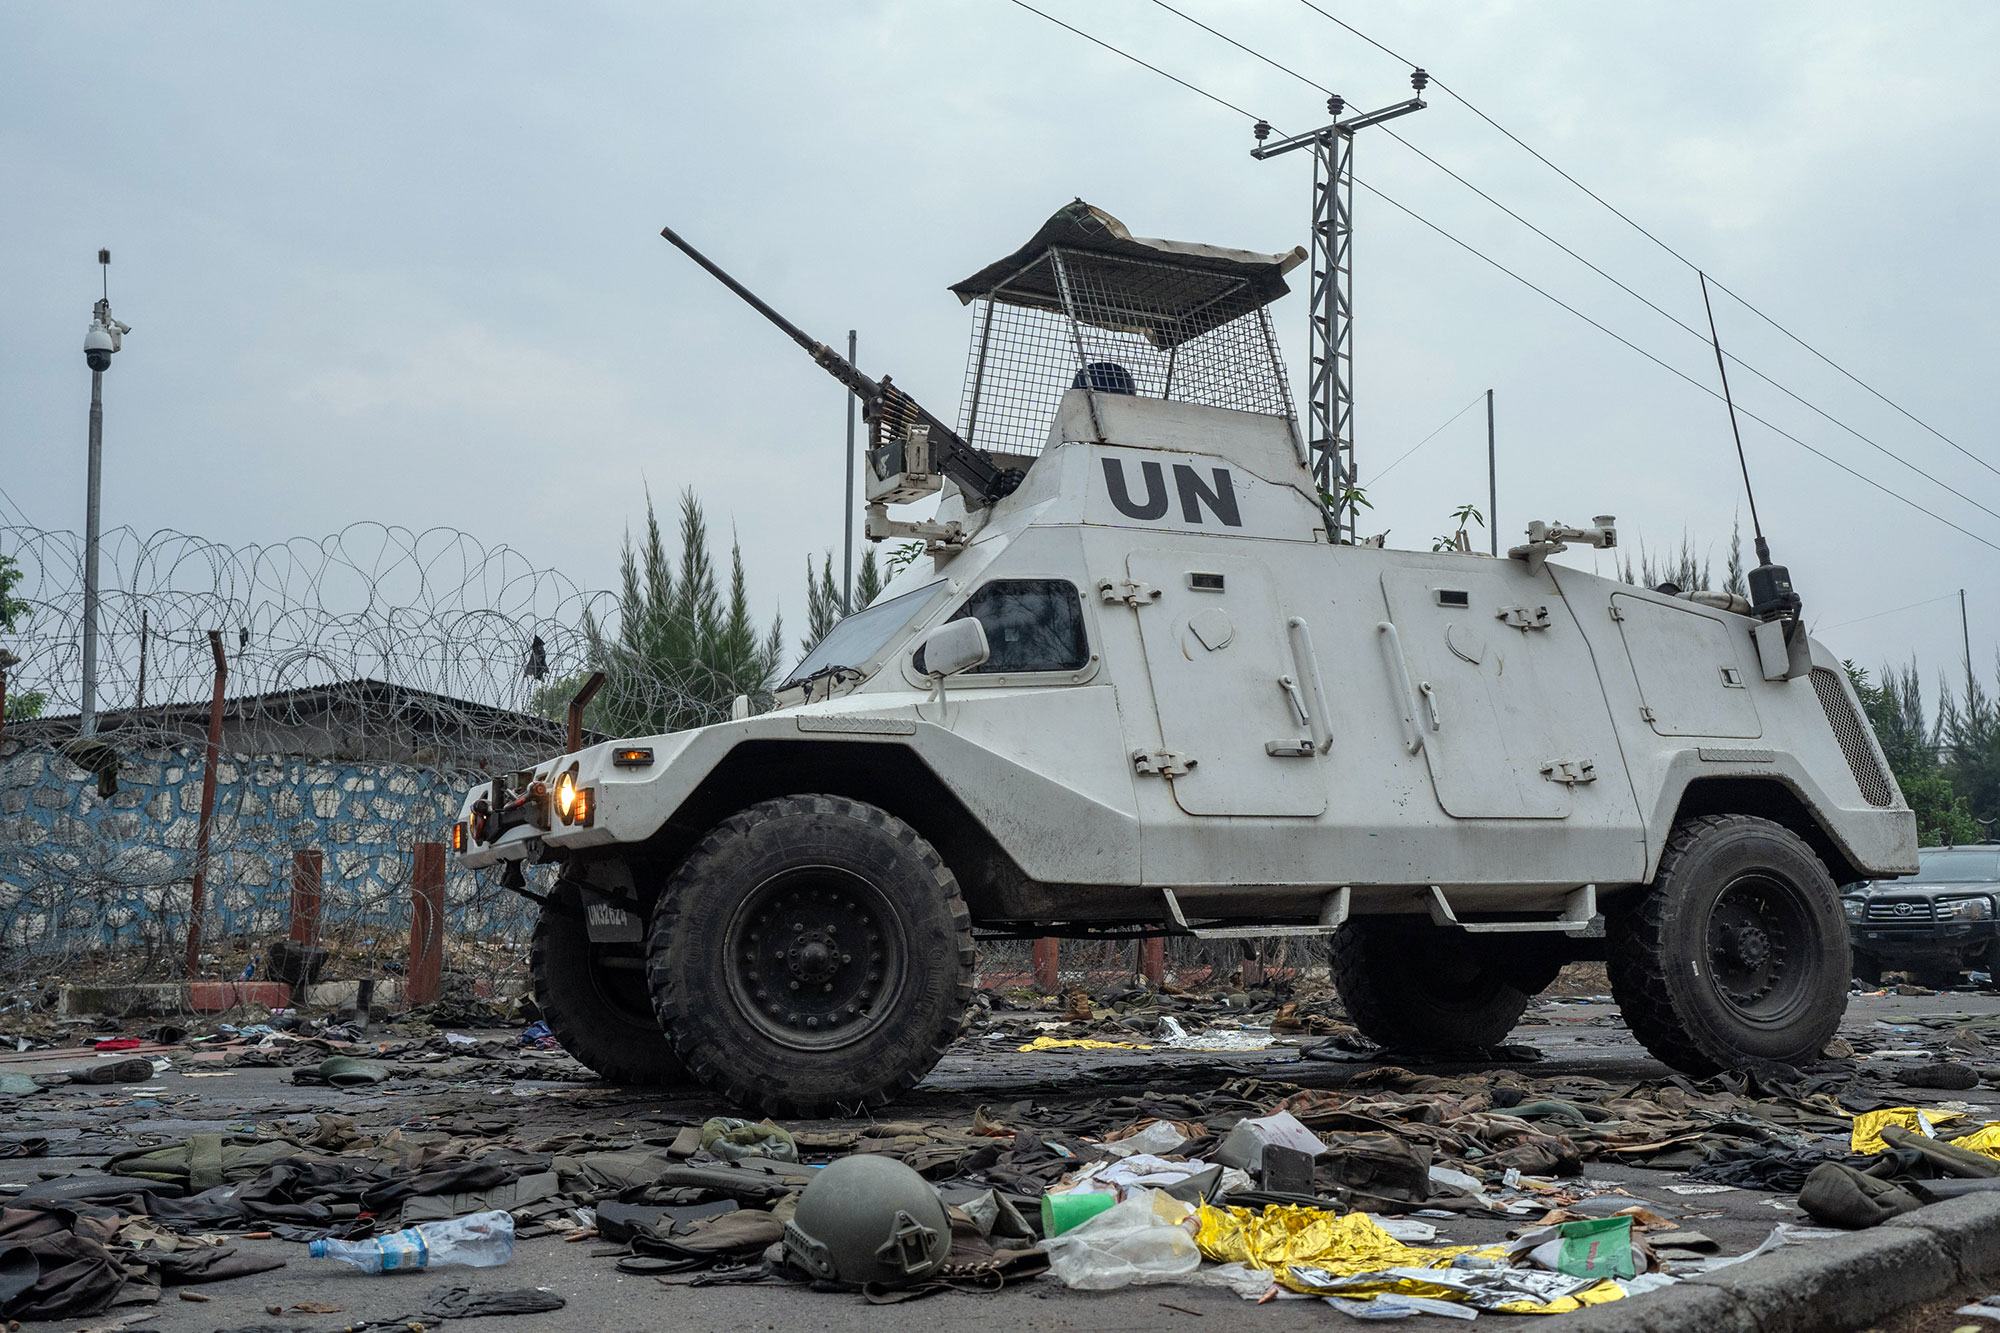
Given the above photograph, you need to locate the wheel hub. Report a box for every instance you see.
[1707,876,1803,1011]
[726,870,900,1051]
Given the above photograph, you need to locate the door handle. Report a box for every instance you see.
[1376,622,1424,755]
[1419,680,1442,732]
[1286,616,1334,754]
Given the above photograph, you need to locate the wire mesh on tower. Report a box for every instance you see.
[951,201,1303,458]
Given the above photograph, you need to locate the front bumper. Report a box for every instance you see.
[1848,910,2000,962]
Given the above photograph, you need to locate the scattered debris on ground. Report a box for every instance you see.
[7,979,2000,1325]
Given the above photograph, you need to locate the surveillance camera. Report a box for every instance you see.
[84,322,114,370]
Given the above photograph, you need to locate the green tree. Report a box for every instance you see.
[854,547,883,609]
[0,548,41,720]
[1617,519,1747,597]
[1847,661,1981,846]
[1939,667,2000,840]
[581,490,783,736]
[801,552,841,656]
[0,550,25,631]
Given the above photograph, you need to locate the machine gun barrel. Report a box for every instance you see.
[659,223,879,407]
[657,222,1021,507]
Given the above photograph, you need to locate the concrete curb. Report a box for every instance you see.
[1559,1194,2000,1332]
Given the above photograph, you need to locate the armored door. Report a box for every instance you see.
[1124,551,1327,818]
[1378,566,1604,820]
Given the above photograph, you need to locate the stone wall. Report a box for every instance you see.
[0,737,532,972]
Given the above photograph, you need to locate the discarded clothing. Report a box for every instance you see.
[700,1117,800,1163]
[1799,1162,1924,1228]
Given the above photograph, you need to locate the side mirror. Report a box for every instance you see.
[913,618,989,679]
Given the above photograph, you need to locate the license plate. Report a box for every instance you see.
[584,897,644,943]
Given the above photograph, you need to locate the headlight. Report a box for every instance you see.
[1843,897,1865,921]
[1939,896,1994,921]
[555,770,578,823]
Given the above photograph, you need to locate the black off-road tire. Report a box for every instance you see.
[1330,918,1534,1051]
[647,794,974,1115]
[531,881,686,1086]
[1608,814,1847,1074]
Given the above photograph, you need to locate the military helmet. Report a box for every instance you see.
[781,1154,951,1287]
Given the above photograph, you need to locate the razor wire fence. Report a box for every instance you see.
[0,522,1296,1008]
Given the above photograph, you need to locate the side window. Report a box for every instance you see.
[949,580,1089,674]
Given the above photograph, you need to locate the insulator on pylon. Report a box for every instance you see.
[1253,120,1271,142]
[1327,94,1345,116]
[1411,67,1429,94]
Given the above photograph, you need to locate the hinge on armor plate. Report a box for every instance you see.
[1132,749,1196,777]
[1541,758,1597,785]
[1497,604,1552,631]
[1097,578,1162,607]
[1638,705,1656,722]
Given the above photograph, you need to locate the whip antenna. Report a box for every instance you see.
[1700,272,1806,678]
[1699,271,1770,567]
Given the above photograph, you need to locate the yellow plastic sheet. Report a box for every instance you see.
[1016,1036,1151,1052]
[1195,1204,1479,1277]
[1850,1106,1966,1154]
[1950,1122,2000,1160]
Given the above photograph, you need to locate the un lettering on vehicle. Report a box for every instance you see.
[1088,450,1259,532]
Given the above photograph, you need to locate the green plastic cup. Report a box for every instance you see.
[1041,1189,1116,1236]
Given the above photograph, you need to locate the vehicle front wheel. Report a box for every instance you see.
[1330,918,1535,1051]
[646,795,975,1115]
[531,881,686,1086]
[1609,814,1848,1074]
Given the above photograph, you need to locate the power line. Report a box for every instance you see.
[1000,0,1268,125]
[1372,392,1487,482]
[1290,0,2000,484]
[1818,593,1961,633]
[999,0,2000,555]
[1145,0,2000,527]
[0,483,35,530]
[1351,175,2000,556]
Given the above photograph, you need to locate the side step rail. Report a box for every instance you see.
[1161,886,1351,940]
[1426,884,1603,937]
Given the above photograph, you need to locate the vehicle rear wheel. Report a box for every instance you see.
[1609,814,1847,1074]
[1330,918,1534,1051]
[531,881,686,1086]
[647,795,975,1115]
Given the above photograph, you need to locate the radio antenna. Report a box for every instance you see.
[1699,271,1804,672]
[1698,271,1771,567]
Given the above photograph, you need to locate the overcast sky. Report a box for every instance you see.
[4,0,1996,695]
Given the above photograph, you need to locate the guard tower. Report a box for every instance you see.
[947,201,1308,472]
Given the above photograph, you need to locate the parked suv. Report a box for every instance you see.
[1846,845,2000,987]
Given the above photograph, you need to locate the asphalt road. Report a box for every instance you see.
[8,990,2000,1332]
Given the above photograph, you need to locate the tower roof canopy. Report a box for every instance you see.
[949,200,1305,348]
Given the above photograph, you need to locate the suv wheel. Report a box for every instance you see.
[1330,918,1534,1050]
[531,881,686,1085]
[647,795,974,1115]
[1609,814,1847,1073]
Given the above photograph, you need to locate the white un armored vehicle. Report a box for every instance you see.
[457,202,1918,1113]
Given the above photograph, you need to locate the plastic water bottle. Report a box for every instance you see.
[307,1210,515,1273]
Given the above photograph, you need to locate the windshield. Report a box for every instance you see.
[780,580,947,689]
[1917,848,2000,884]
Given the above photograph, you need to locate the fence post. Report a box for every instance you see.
[408,841,445,1006]
[1139,936,1166,986]
[1032,937,1060,993]
[289,850,323,947]
[184,631,228,977]
[1240,940,1264,988]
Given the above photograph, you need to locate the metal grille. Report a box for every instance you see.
[1865,899,1935,922]
[1810,666,1896,808]
[958,249,1298,458]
